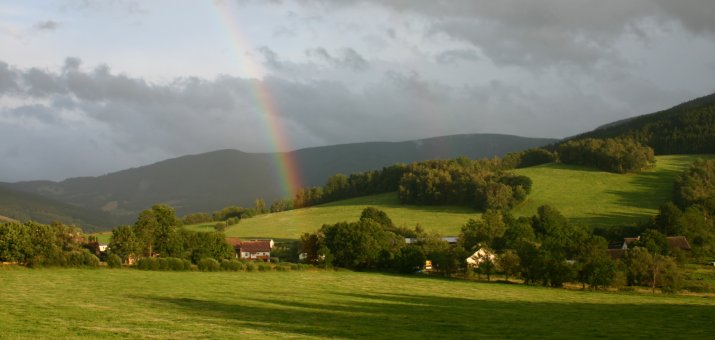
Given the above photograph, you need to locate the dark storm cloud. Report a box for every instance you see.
[317,0,715,68]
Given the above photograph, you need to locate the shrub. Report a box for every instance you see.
[198,258,221,272]
[221,259,245,271]
[257,263,270,271]
[168,257,190,271]
[245,262,257,272]
[107,254,122,269]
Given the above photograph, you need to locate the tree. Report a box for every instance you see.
[498,250,521,282]
[108,225,140,263]
[0,222,30,263]
[359,207,394,229]
[395,245,426,273]
[576,236,616,289]
[654,202,683,235]
[300,232,322,265]
[134,209,159,257]
[634,229,669,255]
[254,198,267,214]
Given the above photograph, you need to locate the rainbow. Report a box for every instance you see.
[214,1,302,198]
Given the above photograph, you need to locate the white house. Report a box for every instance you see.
[466,248,496,267]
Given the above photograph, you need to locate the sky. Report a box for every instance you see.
[1,0,715,182]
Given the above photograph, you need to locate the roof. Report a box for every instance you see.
[226,237,243,248]
[237,240,272,253]
[624,237,639,245]
[607,249,627,260]
[666,236,691,250]
[405,236,459,244]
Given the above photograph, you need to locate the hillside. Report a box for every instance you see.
[0,185,113,231]
[223,155,712,239]
[564,92,715,154]
[6,133,555,226]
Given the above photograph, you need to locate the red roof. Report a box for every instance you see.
[226,237,243,248]
[237,240,271,253]
[666,236,691,250]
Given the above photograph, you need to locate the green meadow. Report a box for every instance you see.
[1,267,714,339]
[219,155,713,240]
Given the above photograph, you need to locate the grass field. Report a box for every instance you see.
[225,193,476,240]
[511,154,715,228]
[1,267,714,339]
[220,155,713,240]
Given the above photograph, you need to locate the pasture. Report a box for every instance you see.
[1,268,714,339]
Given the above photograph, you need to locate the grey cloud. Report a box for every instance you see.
[257,46,283,70]
[306,47,369,71]
[314,0,715,68]
[8,104,62,125]
[0,56,709,182]
[33,20,60,31]
[435,49,480,64]
[0,61,18,93]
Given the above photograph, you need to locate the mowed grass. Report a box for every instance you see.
[512,154,715,229]
[1,268,714,339]
[226,193,475,240]
[225,155,713,239]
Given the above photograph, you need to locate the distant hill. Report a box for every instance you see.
[564,92,715,154]
[5,133,555,228]
[0,185,113,231]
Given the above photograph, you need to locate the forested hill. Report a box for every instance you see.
[0,185,112,231]
[4,133,555,228]
[564,92,715,154]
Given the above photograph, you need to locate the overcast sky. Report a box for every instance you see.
[1,0,715,181]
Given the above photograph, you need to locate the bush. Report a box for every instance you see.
[221,259,245,271]
[257,263,270,271]
[107,254,122,269]
[276,264,291,272]
[198,258,221,272]
[168,257,191,271]
[245,262,257,272]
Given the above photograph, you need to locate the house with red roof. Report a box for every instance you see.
[226,237,274,261]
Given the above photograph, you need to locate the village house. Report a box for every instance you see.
[466,248,496,267]
[226,237,274,261]
[607,235,691,259]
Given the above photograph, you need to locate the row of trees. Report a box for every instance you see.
[557,138,655,173]
[109,204,235,264]
[300,206,684,292]
[290,157,533,211]
[0,221,99,267]
[397,158,532,210]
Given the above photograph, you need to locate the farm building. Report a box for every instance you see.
[466,248,496,267]
[226,238,274,261]
[607,235,691,259]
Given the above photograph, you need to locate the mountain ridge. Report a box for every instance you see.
[4,133,556,228]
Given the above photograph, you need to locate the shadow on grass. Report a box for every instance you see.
[604,167,681,211]
[139,290,715,339]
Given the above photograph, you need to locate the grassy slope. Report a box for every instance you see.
[1,268,714,339]
[511,154,714,228]
[225,193,476,240]
[222,155,713,240]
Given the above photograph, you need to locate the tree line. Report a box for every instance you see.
[557,138,655,173]
[301,206,684,292]
[0,221,100,267]
[566,93,715,155]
